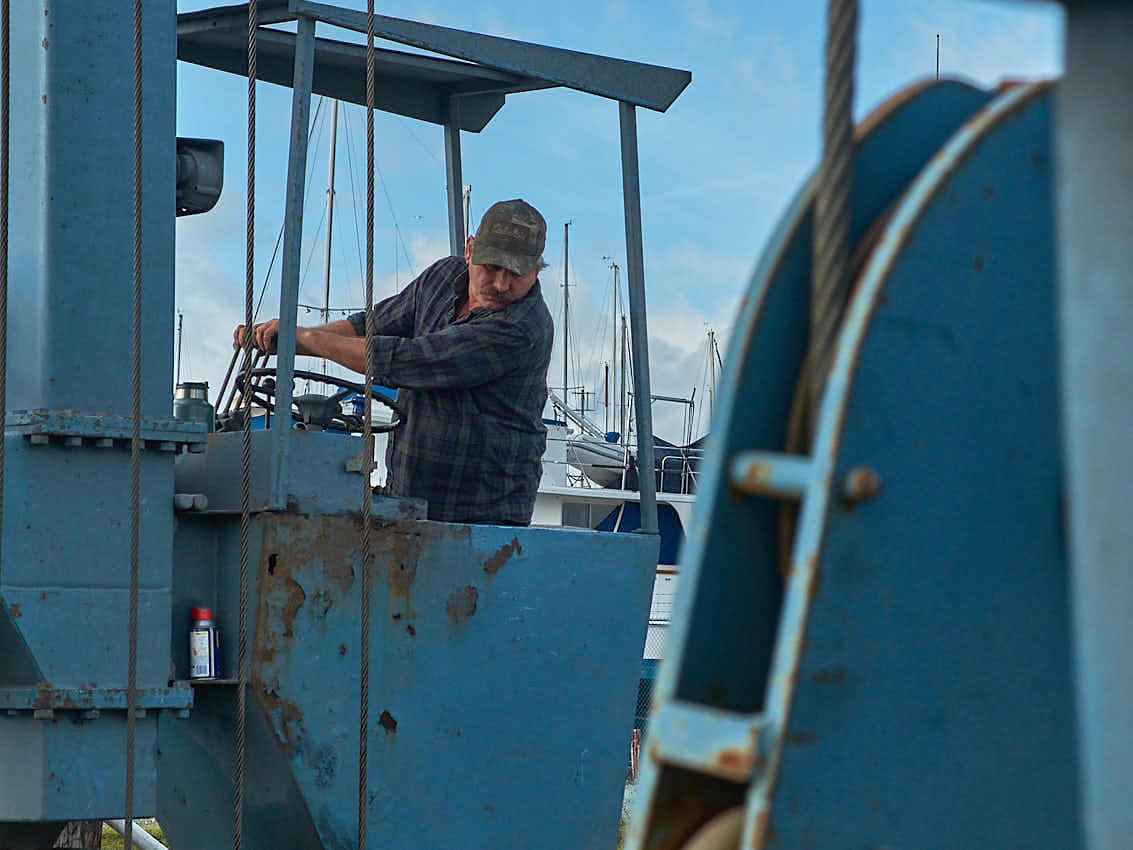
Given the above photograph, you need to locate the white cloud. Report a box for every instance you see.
[682,0,741,41]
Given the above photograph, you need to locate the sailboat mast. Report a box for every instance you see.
[620,314,628,438]
[708,328,716,417]
[610,262,619,434]
[562,221,571,401]
[463,185,471,237]
[175,311,183,385]
[321,99,339,331]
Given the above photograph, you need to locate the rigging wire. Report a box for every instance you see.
[358,3,377,847]
[297,195,329,294]
[340,106,369,297]
[234,2,256,848]
[219,95,327,405]
[0,0,9,599]
[395,113,442,164]
[375,149,413,275]
[125,1,143,845]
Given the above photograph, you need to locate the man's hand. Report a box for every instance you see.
[232,319,280,354]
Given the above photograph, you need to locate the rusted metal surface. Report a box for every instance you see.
[162,512,660,849]
[5,411,206,446]
[647,701,764,784]
[482,536,521,574]
[749,82,1079,848]
[625,79,1002,850]
[445,585,478,623]
[0,685,192,712]
[728,452,812,500]
[839,465,880,506]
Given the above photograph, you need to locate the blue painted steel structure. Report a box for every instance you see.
[629,79,1087,849]
[7,0,1126,847]
[0,2,689,847]
[1,2,189,843]
[1050,5,1133,848]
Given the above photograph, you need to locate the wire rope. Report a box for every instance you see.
[234,2,256,848]
[124,1,144,845]
[0,0,8,598]
[809,0,858,434]
[358,3,376,847]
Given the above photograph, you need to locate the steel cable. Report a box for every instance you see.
[358,4,376,847]
[124,1,144,847]
[234,2,256,849]
[808,0,858,435]
[0,0,8,597]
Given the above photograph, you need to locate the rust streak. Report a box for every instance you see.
[34,684,53,711]
[715,747,754,776]
[483,537,522,575]
[811,666,846,685]
[379,709,397,734]
[280,577,306,638]
[323,558,355,591]
[8,603,20,619]
[786,730,817,746]
[387,560,417,595]
[446,585,479,623]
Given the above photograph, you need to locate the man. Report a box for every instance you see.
[234,199,554,525]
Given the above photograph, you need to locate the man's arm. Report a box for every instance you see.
[233,317,356,352]
[236,261,429,353]
[294,327,367,373]
[345,265,429,339]
[367,320,535,390]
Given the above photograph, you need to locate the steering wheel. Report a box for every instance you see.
[230,368,404,434]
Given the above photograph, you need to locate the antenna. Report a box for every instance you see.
[936,34,940,80]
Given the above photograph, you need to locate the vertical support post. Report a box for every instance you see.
[1056,5,1133,848]
[618,101,657,535]
[444,97,465,255]
[272,14,316,506]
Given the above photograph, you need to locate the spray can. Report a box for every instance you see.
[189,606,220,679]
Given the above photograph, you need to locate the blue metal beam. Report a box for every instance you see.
[272,14,317,507]
[177,0,294,34]
[0,685,193,712]
[177,26,513,131]
[290,0,691,112]
[618,102,658,535]
[1055,5,1133,848]
[445,98,466,255]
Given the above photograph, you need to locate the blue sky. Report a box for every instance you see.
[174,0,1063,441]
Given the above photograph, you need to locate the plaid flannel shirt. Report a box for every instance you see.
[348,256,553,524]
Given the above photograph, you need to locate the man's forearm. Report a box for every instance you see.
[296,327,367,374]
[311,318,359,337]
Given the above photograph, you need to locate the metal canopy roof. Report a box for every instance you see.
[178,0,691,132]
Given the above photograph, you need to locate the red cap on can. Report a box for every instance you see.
[191,606,212,622]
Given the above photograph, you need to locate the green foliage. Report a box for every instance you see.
[100,821,165,850]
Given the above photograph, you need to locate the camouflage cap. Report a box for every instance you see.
[470,199,547,276]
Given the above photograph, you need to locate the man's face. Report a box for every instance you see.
[465,236,539,308]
